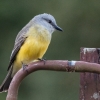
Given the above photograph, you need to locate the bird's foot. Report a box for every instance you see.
[21,62,28,73]
[38,58,46,65]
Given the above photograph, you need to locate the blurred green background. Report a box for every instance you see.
[0,0,100,100]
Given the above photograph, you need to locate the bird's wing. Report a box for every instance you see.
[7,35,27,71]
[7,22,32,71]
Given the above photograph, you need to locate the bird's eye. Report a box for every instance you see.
[48,20,52,23]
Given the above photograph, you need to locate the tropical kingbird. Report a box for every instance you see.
[0,13,62,92]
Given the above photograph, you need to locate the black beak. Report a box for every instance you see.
[55,25,63,31]
[50,22,63,31]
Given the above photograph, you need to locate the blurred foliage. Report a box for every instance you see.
[0,0,100,100]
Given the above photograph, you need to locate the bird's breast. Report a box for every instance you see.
[15,26,51,65]
[12,25,52,76]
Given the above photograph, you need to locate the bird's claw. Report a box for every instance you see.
[21,62,28,73]
[38,58,46,65]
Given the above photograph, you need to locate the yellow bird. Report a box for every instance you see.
[0,13,62,92]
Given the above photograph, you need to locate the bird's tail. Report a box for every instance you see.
[0,67,12,93]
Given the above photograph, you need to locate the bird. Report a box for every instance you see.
[0,13,62,92]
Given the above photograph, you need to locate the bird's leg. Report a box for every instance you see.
[21,62,28,73]
[38,58,46,65]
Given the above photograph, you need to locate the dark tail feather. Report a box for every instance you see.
[0,67,12,93]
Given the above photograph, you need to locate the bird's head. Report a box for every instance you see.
[32,13,63,34]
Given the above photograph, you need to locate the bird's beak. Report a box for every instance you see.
[52,22,63,31]
[55,25,63,31]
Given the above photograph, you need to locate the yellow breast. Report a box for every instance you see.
[12,25,51,76]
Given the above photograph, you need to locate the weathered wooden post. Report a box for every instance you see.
[80,48,100,100]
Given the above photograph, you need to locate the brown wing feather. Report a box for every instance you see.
[0,20,33,92]
[7,37,26,71]
[7,21,32,71]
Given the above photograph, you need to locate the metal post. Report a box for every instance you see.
[80,48,100,100]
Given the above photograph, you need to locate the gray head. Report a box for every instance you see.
[32,13,62,33]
